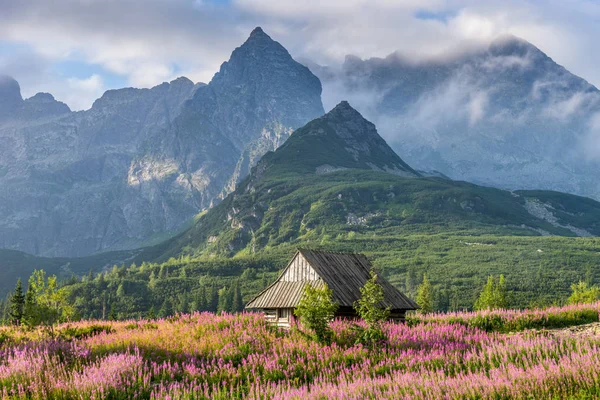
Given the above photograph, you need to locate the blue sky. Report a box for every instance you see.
[1,0,599,110]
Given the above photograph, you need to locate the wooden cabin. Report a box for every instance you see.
[245,249,419,328]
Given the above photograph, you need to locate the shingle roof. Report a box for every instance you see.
[245,249,418,310]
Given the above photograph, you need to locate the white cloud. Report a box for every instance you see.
[36,74,106,111]
[584,113,600,160]
[1,0,600,111]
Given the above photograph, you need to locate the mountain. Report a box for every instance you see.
[308,35,600,202]
[253,101,418,177]
[0,28,324,257]
[145,102,600,260]
[1,102,599,306]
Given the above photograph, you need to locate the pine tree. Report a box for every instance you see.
[354,270,390,345]
[449,286,461,312]
[178,293,189,314]
[568,281,600,305]
[158,298,173,318]
[8,279,25,325]
[416,275,434,314]
[231,281,244,312]
[474,275,508,310]
[208,284,219,312]
[108,304,117,321]
[261,272,269,290]
[147,305,156,319]
[23,284,37,326]
[496,275,507,308]
[196,285,207,312]
[217,287,231,313]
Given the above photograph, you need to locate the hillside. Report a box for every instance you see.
[153,102,600,260]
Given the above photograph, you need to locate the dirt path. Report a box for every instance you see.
[547,322,600,338]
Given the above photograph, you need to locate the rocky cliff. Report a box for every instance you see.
[0,28,323,257]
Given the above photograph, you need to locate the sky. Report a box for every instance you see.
[1,0,599,110]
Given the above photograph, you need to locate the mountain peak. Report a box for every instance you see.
[0,75,23,111]
[489,34,543,58]
[250,26,266,37]
[329,100,360,116]
[256,101,418,178]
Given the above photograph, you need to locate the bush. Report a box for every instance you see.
[57,324,114,340]
[295,283,338,343]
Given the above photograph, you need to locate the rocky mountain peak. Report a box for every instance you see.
[326,100,362,119]
[488,34,544,58]
[0,75,23,113]
[258,101,418,178]
[249,26,266,37]
[24,92,71,116]
[169,76,195,87]
[194,27,324,148]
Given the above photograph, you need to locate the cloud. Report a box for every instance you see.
[1,0,600,112]
[64,75,105,110]
[584,113,600,160]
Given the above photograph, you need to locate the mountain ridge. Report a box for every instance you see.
[141,102,600,261]
[0,28,324,257]
[308,34,600,202]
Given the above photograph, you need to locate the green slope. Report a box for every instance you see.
[2,101,599,316]
[148,103,600,260]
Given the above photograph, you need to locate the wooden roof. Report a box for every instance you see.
[245,249,418,310]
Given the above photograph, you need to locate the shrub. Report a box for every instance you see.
[295,283,338,343]
[354,270,390,346]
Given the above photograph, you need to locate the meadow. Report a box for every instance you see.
[1,303,600,399]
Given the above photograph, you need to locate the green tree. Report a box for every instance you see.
[568,281,600,305]
[217,286,233,313]
[22,284,38,326]
[208,284,219,312]
[158,265,168,280]
[354,270,390,345]
[294,283,338,343]
[178,293,189,314]
[27,270,63,325]
[416,274,434,314]
[191,286,207,312]
[8,279,25,325]
[474,275,508,310]
[147,305,156,319]
[158,298,174,318]
[496,275,508,308]
[149,271,157,288]
[108,304,117,321]
[231,280,244,312]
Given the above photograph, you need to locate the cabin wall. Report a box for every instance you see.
[280,253,319,282]
[262,308,294,328]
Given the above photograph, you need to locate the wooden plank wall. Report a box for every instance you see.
[281,253,319,282]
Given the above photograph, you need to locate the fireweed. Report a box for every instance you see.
[0,304,598,399]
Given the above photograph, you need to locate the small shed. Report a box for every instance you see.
[245,249,419,328]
